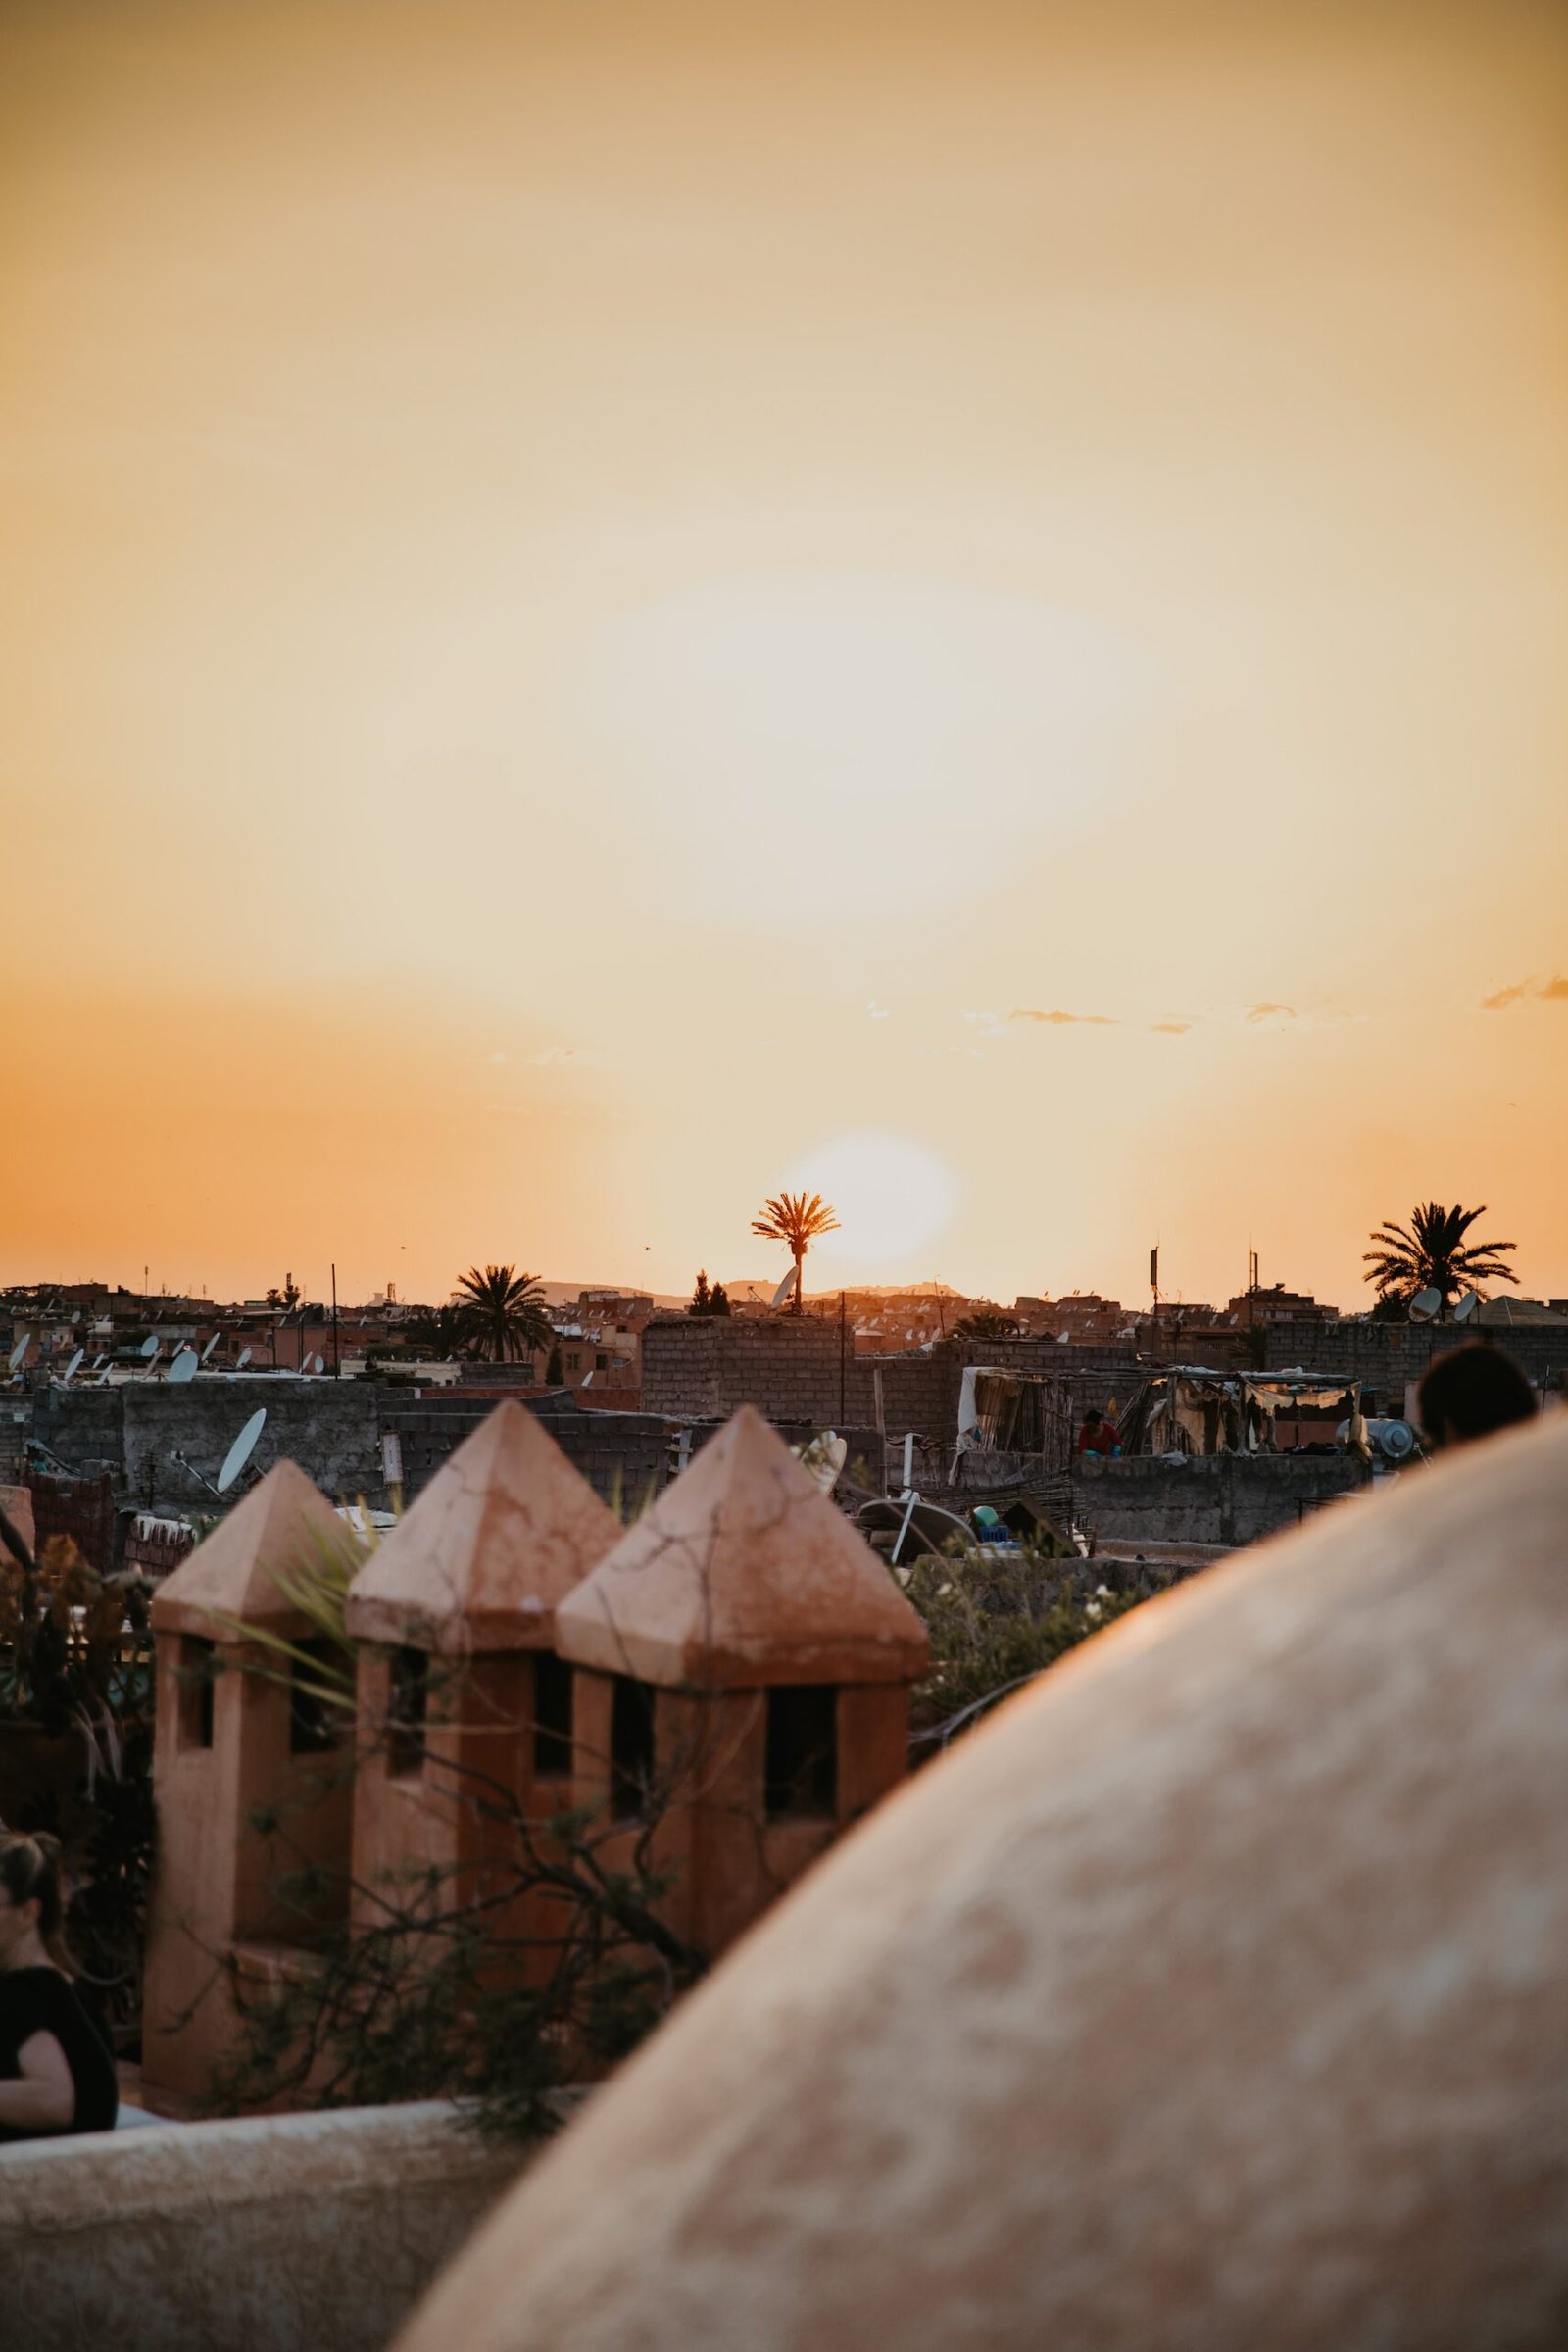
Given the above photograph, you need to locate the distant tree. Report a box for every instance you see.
[751,1193,840,1316]
[1363,1202,1519,1316]
[688,1272,733,1319]
[455,1265,554,1362]
[399,1304,473,1360]
[954,1303,1021,1341]
[265,1275,302,1311]
[546,1344,564,1385]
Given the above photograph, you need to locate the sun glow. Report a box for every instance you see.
[564,574,1151,923]
[790,1132,958,1270]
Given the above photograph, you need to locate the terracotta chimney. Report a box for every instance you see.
[143,1461,363,2105]
[554,1404,929,1960]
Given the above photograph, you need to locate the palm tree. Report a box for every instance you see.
[954,1303,1021,1340]
[1362,1202,1519,1316]
[454,1264,555,1362]
[751,1192,840,1316]
[398,1303,473,1360]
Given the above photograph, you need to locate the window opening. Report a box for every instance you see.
[765,1685,837,1821]
[178,1637,216,1749]
[611,1675,655,1819]
[387,1645,428,1778]
[532,1650,574,1779]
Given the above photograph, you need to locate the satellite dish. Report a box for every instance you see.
[217,1408,267,1494]
[1407,1289,1443,1323]
[61,1349,85,1384]
[168,1349,199,1385]
[201,1334,220,1361]
[772,1265,799,1309]
[311,1353,326,1375]
[7,1334,29,1373]
[140,1335,161,1360]
[91,1354,109,1370]
[235,1347,252,1370]
[1379,1419,1417,1461]
[1453,1291,1481,1324]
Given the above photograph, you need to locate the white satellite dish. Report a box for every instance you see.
[168,1349,199,1385]
[140,1335,161,1360]
[91,1354,109,1370]
[61,1349,85,1384]
[7,1334,29,1373]
[1407,1289,1443,1323]
[235,1347,252,1370]
[217,1408,267,1494]
[1453,1290,1481,1324]
[201,1334,220,1361]
[311,1353,326,1375]
[771,1265,799,1309]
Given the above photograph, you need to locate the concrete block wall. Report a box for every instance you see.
[1258,1318,1567,1398]
[1074,1453,1370,1548]
[380,1395,673,1512]
[642,1317,849,1425]
[31,1379,387,1512]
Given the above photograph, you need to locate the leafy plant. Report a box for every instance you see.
[899,1538,1135,1747]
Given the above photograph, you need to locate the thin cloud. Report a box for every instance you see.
[1009,1007,1119,1027]
[866,999,893,1021]
[1245,1002,1298,1024]
[1480,974,1568,1010]
[528,1044,606,1068]
[1150,1020,1191,1035]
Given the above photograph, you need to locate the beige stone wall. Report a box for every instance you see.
[0,2102,524,2352]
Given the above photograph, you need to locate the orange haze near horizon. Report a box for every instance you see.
[4,0,1566,1312]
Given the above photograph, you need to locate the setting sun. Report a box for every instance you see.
[791,1133,958,1269]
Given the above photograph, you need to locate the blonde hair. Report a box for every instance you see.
[0,1833,75,1974]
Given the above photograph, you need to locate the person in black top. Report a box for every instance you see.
[0,1832,118,2140]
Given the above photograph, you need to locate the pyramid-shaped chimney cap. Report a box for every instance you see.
[555,1405,930,1690]
[344,1401,621,1656]
[150,1460,362,1642]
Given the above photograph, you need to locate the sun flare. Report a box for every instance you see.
[789,1133,958,1270]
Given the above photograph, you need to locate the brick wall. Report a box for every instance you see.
[1074,1452,1371,1547]
[25,1468,118,1573]
[380,1394,674,1513]
[642,1317,849,1424]
[1258,1318,1567,1401]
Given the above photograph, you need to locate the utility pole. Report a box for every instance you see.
[839,1289,847,1425]
[331,1262,340,1378]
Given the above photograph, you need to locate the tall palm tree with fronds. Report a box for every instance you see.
[1362,1202,1519,1316]
[751,1193,840,1316]
[454,1264,555,1362]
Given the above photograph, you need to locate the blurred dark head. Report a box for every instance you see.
[1417,1342,1537,1451]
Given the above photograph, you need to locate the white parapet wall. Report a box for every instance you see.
[0,2101,525,2352]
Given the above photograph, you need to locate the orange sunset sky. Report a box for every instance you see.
[4,0,1565,1311]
